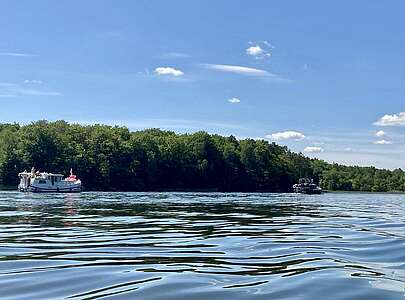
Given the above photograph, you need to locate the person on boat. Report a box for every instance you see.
[67,168,77,181]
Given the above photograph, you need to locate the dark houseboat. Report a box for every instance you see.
[293,178,322,194]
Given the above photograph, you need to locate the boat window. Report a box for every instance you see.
[38,180,46,184]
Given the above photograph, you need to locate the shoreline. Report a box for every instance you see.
[1,187,405,195]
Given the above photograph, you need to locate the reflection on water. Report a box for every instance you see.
[0,192,405,299]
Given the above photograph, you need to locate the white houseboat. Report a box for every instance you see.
[18,168,82,193]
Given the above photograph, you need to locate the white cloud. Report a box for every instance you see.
[0,94,16,98]
[246,42,273,59]
[0,52,35,57]
[374,140,392,145]
[266,131,306,141]
[375,130,385,137]
[203,64,271,77]
[374,112,405,126]
[344,147,353,152]
[154,67,184,77]
[304,146,324,153]
[201,64,291,82]
[246,45,264,56]
[228,97,241,103]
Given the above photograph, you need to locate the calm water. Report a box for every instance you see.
[0,192,405,299]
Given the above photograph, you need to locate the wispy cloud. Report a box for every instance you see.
[71,118,243,132]
[154,67,184,77]
[137,68,152,77]
[13,89,63,96]
[24,79,43,84]
[312,141,325,146]
[202,64,270,77]
[374,112,405,126]
[0,82,62,97]
[143,118,242,130]
[266,130,306,141]
[263,40,275,48]
[0,82,18,87]
[304,146,324,153]
[374,140,392,145]
[0,52,35,57]
[161,52,191,59]
[201,63,291,82]
[0,94,17,98]
[228,97,241,103]
[99,31,123,39]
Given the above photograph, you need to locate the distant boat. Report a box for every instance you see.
[293,178,322,194]
[18,168,81,193]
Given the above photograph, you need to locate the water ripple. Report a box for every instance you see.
[0,192,405,299]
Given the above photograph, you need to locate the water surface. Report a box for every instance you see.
[0,192,405,299]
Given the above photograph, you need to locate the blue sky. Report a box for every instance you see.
[1,0,405,169]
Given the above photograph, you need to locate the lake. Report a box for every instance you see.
[0,192,404,299]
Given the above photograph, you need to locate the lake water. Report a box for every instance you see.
[0,192,405,299]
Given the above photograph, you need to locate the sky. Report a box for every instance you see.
[1,0,405,169]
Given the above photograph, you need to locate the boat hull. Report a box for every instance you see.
[295,189,322,195]
[19,184,82,193]
[30,187,81,193]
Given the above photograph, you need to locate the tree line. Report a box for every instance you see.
[0,120,404,192]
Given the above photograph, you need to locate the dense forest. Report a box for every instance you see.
[0,120,404,192]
